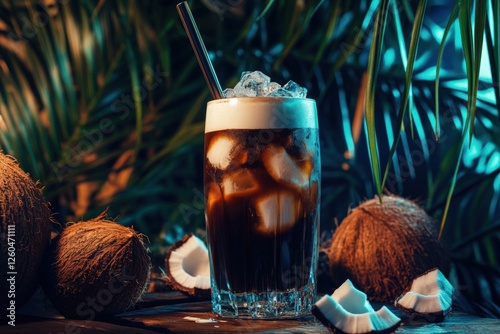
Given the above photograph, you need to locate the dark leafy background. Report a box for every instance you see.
[0,0,499,318]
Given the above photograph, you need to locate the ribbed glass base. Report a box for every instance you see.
[211,286,316,319]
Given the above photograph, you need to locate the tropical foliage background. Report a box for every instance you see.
[0,0,499,318]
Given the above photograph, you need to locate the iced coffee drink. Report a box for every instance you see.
[204,72,320,318]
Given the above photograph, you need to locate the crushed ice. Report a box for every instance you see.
[223,71,307,98]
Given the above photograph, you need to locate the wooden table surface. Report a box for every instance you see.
[4,291,500,333]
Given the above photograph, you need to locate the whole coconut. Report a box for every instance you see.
[0,153,52,312]
[41,214,151,319]
[328,195,449,303]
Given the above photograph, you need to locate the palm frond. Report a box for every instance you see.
[365,0,391,199]
[1,0,499,316]
[381,0,428,192]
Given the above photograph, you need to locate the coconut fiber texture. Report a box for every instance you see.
[0,153,53,315]
[328,195,450,304]
[41,215,151,319]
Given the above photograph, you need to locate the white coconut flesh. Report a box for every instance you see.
[167,235,211,290]
[313,279,401,333]
[395,268,453,315]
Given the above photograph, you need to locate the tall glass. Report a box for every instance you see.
[203,97,320,319]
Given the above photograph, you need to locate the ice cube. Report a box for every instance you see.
[265,82,282,95]
[222,168,260,198]
[262,144,313,190]
[233,71,271,97]
[206,135,237,170]
[223,88,237,98]
[282,80,300,92]
[265,88,294,97]
[254,189,302,235]
[282,80,308,98]
[284,133,312,161]
[264,80,308,97]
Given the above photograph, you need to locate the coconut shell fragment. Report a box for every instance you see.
[328,195,449,304]
[41,214,151,319]
[395,268,453,322]
[0,153,53,314]
[164,234,211,298]
[312,279,401,334]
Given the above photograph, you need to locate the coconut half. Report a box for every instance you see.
[312,280,401,334]
[394,268,453,322]
[164,234,211,297]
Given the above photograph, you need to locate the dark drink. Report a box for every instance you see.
[204,97,320,318]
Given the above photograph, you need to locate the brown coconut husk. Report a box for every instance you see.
[0,153,53,313]
[41,213,151,319]
[328,195,450,304]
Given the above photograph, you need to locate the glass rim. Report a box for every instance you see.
[207,96,316,105]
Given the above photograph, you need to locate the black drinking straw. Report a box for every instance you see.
[176,1,224,100]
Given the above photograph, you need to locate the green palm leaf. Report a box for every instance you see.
[437,0,488,237]
[381,0,428,192]
[365,0,391,199]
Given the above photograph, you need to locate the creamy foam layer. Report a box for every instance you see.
[205,97,317,133]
